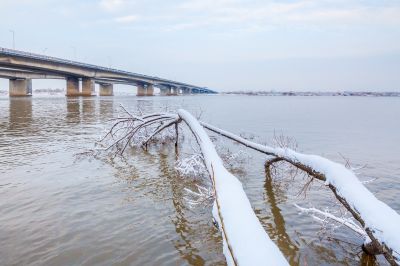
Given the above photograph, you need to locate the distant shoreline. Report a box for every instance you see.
[222,91,400,97]
[1,89,400,97]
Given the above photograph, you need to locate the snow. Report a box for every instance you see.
[175,154,207,178]
[201,122,400,262]
[178,109,289,266]
[294,204,368,238]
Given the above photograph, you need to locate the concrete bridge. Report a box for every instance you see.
[0,47,216,97]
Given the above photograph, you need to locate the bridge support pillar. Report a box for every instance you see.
[99,83,113,96]
[181,88,190,95]
[82,78,95,96]
[170,87,178,96]
[165,87,173,96]
[9,78,32,97]
[66,77,80,96]
[137,84,146,96]
[160,88,168,96]
[146,84,154,96]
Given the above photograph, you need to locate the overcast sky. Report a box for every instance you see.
[1,0,400,91]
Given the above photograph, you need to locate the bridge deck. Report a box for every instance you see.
[0,47,216,93]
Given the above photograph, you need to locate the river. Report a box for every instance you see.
[1,95,399,265]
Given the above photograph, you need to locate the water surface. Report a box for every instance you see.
[0,95,399,265]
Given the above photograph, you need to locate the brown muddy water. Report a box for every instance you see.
[0,95,399,265]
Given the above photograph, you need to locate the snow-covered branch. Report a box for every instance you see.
[101,108,289,265]
[178,109,288,265]
[294,204,367,238]
[175,154,207,178]
[201,122,400,265]
[100,105,179,155]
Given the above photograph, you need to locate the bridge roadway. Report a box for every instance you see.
[0,47,216,97]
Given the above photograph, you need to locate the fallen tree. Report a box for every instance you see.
[101,107,289,266]
[201,122,400,265]
[100,106,400,265]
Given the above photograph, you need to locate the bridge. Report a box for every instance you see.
[0,47,216,97]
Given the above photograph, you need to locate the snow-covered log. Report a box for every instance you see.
[178,109,288,265]
[201,122,400,265]
[102,108,289,265]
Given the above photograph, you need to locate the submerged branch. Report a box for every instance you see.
[142,118,181,148]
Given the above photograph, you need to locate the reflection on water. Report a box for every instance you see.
[9,98,33,132]
[264,170,299,264]
[2,98,35,171]
[159,152,206,265]
[0,95,399,265]
[66,98,80,123]
[99,99,114,118]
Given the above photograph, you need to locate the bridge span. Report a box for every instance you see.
[0,47,216,97]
